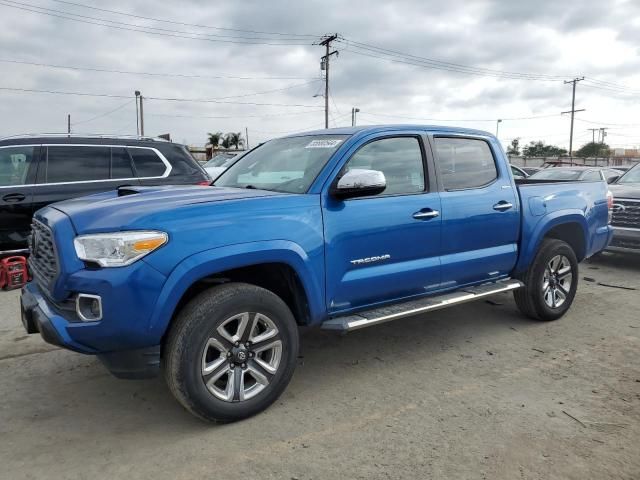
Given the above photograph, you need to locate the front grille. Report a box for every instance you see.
[611,199,640,229]
[28,219,59,290]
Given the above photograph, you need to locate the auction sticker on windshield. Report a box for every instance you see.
[305,139,343,149]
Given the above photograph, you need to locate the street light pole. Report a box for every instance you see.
[134,90,140,136]
[496,119,502,138]
[351,107,360,126]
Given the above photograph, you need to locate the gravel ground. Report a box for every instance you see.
[0,253,638,480]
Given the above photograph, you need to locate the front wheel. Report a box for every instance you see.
[514,238,579,321]
[164,283,299,422]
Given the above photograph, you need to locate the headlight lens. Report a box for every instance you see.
[74,231,168,267]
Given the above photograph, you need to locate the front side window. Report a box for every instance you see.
[111,147,134,179]
[618,165,640,184]
[434,137,498,190]
[215,135,348,193]
[128,148,166,177]
[46,146,110,183]
[343,136,425,195]
[0,146,35,186]
[581,170,602,182]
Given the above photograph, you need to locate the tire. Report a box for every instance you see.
[514,238,579,321]
[164,282,299,422]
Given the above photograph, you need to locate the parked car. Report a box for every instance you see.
[510,164,528,179]
[203,152,246,180]
[528,166,623,184]
[607,163,640,253]
[0,135,211,253]
[21,125,613,422]
[521,166,542,176]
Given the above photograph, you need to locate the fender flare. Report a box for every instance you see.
[145,240,325,341]
[515,210,588,274]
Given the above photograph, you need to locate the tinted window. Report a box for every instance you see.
[345,137,425,195]
[129,148,166,177]
[511,165,526,179]
[434,138,497,190]
[529,169,583,181]
[581,170,602,181]
[46,146,110,183]
[0,146,35,186]
[111,147,134,179]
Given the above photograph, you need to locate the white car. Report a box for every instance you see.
[203,152,244,179]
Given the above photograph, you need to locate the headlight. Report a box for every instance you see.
[74,231,168,267]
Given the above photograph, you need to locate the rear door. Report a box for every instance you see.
[0,144,39,251]
[432,135,519,288]
[31,145,139,214]
[323,133,442,313]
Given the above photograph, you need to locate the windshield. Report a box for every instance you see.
[617,165,640,184]
[529,169,583,181]
[214,135,349,193]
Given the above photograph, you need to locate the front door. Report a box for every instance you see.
[323,134,441,314]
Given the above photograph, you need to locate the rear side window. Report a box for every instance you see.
[46,146,110,183]
[128,148,166,177]
[111,147,134,179]
[0,146,35,186]
[434,138,498,190]
[581,170,602,182]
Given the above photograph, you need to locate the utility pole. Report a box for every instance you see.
[245,127,249,150]
[588,128,598,143]
[599,127,608,144]
[135,90,140,136]
[351,107,360,127]
[319,34,339,129]
[496,119,502,138]
[561,77,585,162]
[67,114,71,136]
[139,93,145,136]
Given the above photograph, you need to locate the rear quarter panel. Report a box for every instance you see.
[514,180,611,274]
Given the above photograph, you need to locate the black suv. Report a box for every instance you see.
[0,135,210,253]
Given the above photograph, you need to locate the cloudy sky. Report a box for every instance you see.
[0,0,639,151]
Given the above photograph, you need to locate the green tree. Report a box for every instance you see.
[522,141,567,157]
[507,138,521,156]
[220,135,231,149]
[207,132,223,148]
[576,141,610,157]
[225,132,245,150]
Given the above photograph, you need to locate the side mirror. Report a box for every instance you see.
[607,176,620,184]
[332,168,386,199]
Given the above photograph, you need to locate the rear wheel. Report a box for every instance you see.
[164,283,299,422]
[514,238,578,321]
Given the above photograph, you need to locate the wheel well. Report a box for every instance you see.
[544,223,586,261]
[173,263,311,326]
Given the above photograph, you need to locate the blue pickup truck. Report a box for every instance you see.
[20,125,613,422]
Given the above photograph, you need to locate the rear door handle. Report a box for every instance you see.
[493,201,513,211]
[413,209,440,220]
[2,193,26,203]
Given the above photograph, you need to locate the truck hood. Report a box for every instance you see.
[609,183,640,200]
[50,185,286,233]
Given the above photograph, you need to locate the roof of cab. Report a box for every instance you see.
[282,124,493,138]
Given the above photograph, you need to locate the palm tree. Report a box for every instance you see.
[207,132,223,148]
[225,132,245,150]
[220,135,231,149]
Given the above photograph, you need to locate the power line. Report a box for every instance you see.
[48,0,317,38]
[0,86,324,107]
[149,110,325,120]
[0,59,316,81]
[0,1,315,45]
[71,99,134,126]
[360,111,562,122]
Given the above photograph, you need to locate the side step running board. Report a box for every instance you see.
[321,280,524,332]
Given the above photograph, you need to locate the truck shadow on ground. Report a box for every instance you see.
[12,292,537,435]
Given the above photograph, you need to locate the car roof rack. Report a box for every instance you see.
[0,133,171,142]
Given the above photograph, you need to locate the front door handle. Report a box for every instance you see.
[493,201,513,211]
[413,209,440,220]
[2,193,26,203]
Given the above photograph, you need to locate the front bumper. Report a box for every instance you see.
[20,261,167,379]
[607,227,640,254]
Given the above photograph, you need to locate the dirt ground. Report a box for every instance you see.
[0,253,638,480]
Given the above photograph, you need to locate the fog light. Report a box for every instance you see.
[76,294,103,322]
